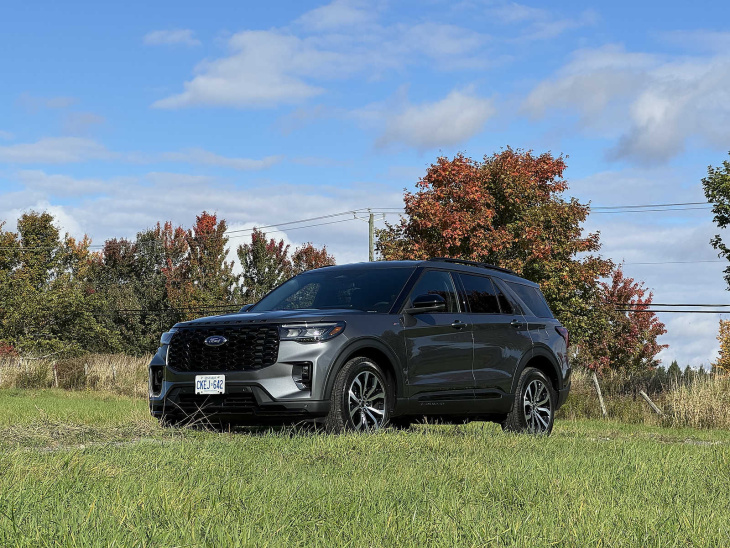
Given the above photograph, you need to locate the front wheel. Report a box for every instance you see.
[325,356,391,433]
[502,367,555,435]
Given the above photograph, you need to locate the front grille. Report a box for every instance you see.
[167,325,280,372]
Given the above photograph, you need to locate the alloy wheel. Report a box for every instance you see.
[522,379,552,434]
[347,369,386,430]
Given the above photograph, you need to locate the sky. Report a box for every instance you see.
[1,0,730,367]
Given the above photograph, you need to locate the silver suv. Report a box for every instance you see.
[149,259,571,434]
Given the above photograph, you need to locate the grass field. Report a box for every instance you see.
[1,390,730,546]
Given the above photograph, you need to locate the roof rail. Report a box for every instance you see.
[427,257,517,275]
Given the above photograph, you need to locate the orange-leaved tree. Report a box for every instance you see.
[291,242,336,275]
[579,267,667,373]
[376,149,634,368]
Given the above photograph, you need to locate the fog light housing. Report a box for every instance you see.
[150,366,163,395]
[292,362,313,390]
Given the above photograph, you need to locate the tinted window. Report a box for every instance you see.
[408,270,459,313]
[252,267,415,312]
[506,282,553,318]
[459,274,500,314]
[496,286,515,314]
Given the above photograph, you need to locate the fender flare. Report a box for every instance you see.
[322,337,404,401]
[509,345,563,395]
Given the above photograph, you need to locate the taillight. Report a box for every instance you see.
[555,326,569,348]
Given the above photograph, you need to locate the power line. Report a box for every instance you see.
[0,200,714,252]
[592,201,708,210]
[617,309,729,314]
[623,260,724,265]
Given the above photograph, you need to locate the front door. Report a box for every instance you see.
[401,269,474,400]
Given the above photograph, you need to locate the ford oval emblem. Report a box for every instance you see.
[204,335,228,347]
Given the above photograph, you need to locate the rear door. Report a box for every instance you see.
[401,269,474,399]
[458,273,533,395]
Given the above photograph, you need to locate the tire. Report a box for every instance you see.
[325,356,391,433]
[502,367,555,435]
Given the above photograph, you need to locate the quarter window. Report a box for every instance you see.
[505,282,553,318]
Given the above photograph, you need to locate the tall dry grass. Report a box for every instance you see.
[662,374,730,429]
[559,367,730,429]
[2,356,729,430]
[0,354,149,397]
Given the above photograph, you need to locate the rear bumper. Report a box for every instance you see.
[150,383,330,424]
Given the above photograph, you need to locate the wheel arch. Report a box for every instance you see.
[322,338,403,402]
[510,346,562,396]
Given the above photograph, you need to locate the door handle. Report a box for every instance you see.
[451,320,467,330]
[510,319,523,328]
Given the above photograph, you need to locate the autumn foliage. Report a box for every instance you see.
[377,150,611,350]
[377,149,666,373]
[579,267,667,373]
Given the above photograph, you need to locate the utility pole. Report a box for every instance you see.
[368,210,374,261]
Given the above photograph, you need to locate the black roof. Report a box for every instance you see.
[305,258,534,285]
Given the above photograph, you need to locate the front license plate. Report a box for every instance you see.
[195,375,225,395]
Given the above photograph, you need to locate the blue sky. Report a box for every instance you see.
[2,0,730,366]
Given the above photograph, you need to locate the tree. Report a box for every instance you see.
[184,212,238,309]
[291,242,336,275]
[667,360,682,381]
[376,149,612,349]
[0,211,118,356]
[702,152,730,288]
[576,267,667,373]
[712,319,730,373]
[237,229,291,303]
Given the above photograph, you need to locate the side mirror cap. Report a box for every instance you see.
[404,293,447,314]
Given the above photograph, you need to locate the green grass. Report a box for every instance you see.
[1,390,729,546]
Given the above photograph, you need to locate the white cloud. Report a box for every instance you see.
[15,170,121,196]
[143,29,201,47]
[0,137,281,171]
[487,2,597,40]
[296,0,379,31]
[153,4,490,109]
[159,148,284,170]
[523,44,730,164]
[62,112,106,136]
[17,93,77,111]
[0,130,13,140]
[153,31,330,109]
[1,172,404,268]
[367,88,495,149]
[0,137,112,164]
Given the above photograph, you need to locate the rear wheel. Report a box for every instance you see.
[502,367,555,435]
[325,356,391,433]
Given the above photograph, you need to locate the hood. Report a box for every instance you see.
[175,308,366,328]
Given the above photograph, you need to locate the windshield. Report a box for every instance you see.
[251,266,416,313]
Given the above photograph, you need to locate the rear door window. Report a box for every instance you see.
[458,274,500,314]
[505,282,553,318]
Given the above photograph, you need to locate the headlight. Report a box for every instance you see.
[279,322,345,343]
[160,328,178,345]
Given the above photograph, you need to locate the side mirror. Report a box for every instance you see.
[238,304,254,313]
[404,293,447,314]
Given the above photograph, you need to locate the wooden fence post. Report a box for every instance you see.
[639,390,663,415]
[53,363,59,388]
[592,372,608,418]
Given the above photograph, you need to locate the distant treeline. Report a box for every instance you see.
[0,211,334,356]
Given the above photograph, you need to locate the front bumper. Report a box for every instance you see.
[148,339,337,424]
[149,382,330,424]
